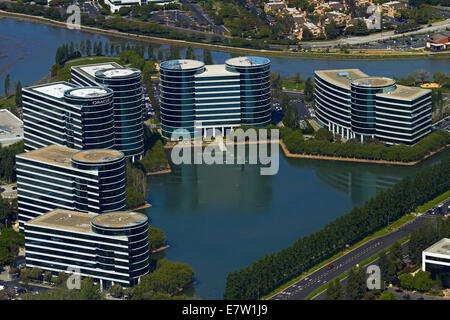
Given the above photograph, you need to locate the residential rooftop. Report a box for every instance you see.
[71,149,124,164]
[424,238,450,256]
[91,211,148,229]
[315,69,368,89]
[17,145,77,168]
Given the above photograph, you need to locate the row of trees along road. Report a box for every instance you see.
[223,157,450,299]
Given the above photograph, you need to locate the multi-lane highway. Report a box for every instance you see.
[268,214,436,300]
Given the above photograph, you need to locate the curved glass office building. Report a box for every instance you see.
[63,87,115,150]
[24,209,150,288]
[91,211,150,286]
[225,57,271,126]
[160,59,205,139]
[159,57,272,139]
[95,68,144,159]
[350,77,396,141]
[314,69,432,145]
[71,149,126,213]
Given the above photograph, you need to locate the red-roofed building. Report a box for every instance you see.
[426,31,450,51]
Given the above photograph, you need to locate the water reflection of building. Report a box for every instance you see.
[316,168,402,206]
[154,149,273,213]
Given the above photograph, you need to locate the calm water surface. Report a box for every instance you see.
[2,15,449,299]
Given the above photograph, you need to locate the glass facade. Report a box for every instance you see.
[225,57,271,126]
[351,78,396,140]
[24,210,150,287]
[16,146,126,230]
[160,60,205,139]
[159,57,272,139]
[95,69,144,158]
[314,70,432,145]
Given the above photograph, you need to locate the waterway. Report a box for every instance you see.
[1,16,450,94]
[1,15,449,299]
[147,148,450,299]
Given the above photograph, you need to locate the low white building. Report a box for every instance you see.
[105,0,177,13]
[422,238,450,272]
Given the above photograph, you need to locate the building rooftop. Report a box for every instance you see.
[27,209,95,233]
[71,149,124,164]
[91,211,148,229]
[315,69,368,89]
[0,109,23,148]
[160,59,205,71]
[64,87,111,99]
[25,82,78,100]
[96,68,141,79]
[351,76,396,88]
[424,238,450,256]
[195,64,240,78]
[226,56,270,67]
[17,145,77,168]
[71,62,123,80]
[377,84,430,101]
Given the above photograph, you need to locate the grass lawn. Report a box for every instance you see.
[417,190,450,213]
[54,56,121,82]
[281,80,305,91]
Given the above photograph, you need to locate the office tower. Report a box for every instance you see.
[314,69,432,145]
[22,82,115,151]
[24,209,150,288]
[16,145,126,230]
[159,56,272,139]
[71,63,144,160]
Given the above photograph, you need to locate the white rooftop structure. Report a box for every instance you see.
[103,69,136,78]
[226,56,270,67]
[78,64,119,78]
[160,59,205,71]
[33,83,75,99]
[67,87,109,98]
[195,64,239,78]
[422,238,450,272]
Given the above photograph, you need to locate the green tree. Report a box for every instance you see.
[148,226,167,251]
[325,278,344,300]
[185,46,195,60]
[15,81,22,108]
[283,105,300,130]
[4,74,10,97]
[203,49,213,64]
[109,283,123,298]
[413,271,434,292]
[304,77,314,101]
[379,291,396,300]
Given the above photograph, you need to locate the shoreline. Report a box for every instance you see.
[151,244,170,254]
[146,168,172,176]
[128,202,152,211]
[2,11,450,60]
[279,140,450,166]
[164,139,449,166]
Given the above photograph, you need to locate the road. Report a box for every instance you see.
[268,215,433,300]
[312,240,448,300]
[303,19,450,48]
